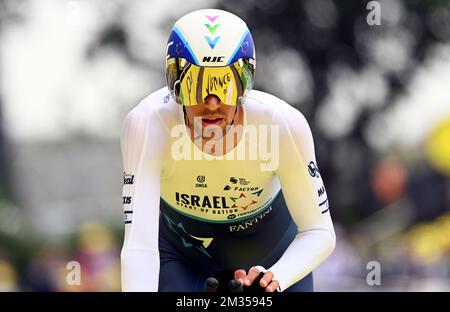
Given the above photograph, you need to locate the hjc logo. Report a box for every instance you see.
[203,56,225,62]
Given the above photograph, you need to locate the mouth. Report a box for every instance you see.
[202,116,225,127]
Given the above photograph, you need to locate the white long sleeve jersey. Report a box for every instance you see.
[121,87,336,291]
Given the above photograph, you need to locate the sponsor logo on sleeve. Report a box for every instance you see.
[124,210,133,224]
[308,161,320,178]
[318,186,326,197]
[122,196,132,204]
[123,172,134,185]
[319,197,329,214]
[163,94,170,103]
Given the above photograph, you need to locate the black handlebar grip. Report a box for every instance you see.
[228,279,243,292]
[203,277,219,292]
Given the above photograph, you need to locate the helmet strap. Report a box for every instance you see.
[228,105,238,127]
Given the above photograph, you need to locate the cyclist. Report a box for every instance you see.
[121,9,335,292]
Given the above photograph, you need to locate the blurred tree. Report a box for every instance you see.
[0,103,11,202]
[0,0,11,202]
[0,0,27,204]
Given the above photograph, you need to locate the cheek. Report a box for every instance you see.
[226,107,237,120]
[185,108,198,121]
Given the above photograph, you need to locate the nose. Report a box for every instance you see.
[204,94,221,110]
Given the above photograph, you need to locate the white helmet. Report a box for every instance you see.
[165,9,256,106]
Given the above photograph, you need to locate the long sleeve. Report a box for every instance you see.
[269,104,336,291]
[120,102,166,291]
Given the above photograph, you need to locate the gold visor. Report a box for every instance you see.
[166,58,255,106]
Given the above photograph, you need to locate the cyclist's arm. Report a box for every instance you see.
[270,105,336,291]
[120,102,165,291]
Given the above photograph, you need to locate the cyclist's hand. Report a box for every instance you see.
[233,268,247,286]
[234,266,279,292]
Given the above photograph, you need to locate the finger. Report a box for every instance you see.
[234,269,247,284]
[244,267,262,286]
[259,271,274,288]
[265,280,280,292]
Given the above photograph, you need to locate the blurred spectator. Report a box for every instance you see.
[27,242,68,292]
[0,255,18,291]
[69,222,120,291]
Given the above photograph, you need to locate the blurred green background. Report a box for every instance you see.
[0,0,450,291]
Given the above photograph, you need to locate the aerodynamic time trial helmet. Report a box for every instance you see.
[165,9,256,106]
